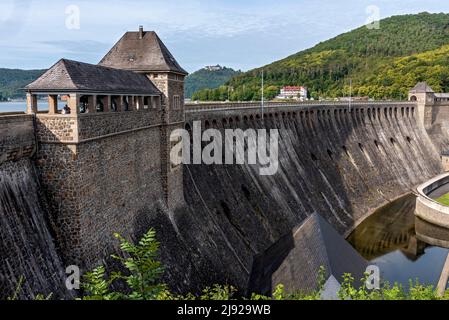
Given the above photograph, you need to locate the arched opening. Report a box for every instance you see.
[79,95,89,113]
[342,145,350,157]
[410,95,417,102]
[123,96,130,111]
[358,143,364,152]
[96,96,105,112]
[143,96,150,109]
[220,200,231,217]
[374,140,380,150]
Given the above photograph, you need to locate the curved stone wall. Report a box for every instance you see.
[156,102,443,294]
[415,172,449,228]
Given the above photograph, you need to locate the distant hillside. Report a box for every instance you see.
[0,68,46,100]
[186,66,241,99]
[194,12,449,101]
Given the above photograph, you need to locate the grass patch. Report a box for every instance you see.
[436,192,449,206]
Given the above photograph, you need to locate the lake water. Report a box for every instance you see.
[0,101,51,113]
[348,194,449,289]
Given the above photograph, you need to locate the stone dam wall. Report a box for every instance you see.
[155,102,443,293]
[0,101,445,298]
[0,115,66,299]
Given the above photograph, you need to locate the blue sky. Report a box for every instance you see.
[1,0,449,72]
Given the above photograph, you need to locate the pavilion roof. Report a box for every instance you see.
[99,30,188,75]
[25,59,161,95]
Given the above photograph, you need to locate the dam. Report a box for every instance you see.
[1,29,449,299]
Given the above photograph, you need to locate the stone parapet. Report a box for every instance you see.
[0,114,36,164]
[35,109,163,144]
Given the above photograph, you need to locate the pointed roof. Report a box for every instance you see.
[98,30,188,75]
[25,59,161,95]
[247,213,368,296]
[410,82,435,93]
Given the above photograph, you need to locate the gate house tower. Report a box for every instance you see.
[99,26,188,209]
[24,28,187,268]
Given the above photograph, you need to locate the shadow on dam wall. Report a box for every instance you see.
[0,104,445,298]
[152,104,444,294]
[0,159,67,299]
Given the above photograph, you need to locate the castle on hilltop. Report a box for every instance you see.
[23,26,188,267]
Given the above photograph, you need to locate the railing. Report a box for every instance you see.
[185,100,416,112]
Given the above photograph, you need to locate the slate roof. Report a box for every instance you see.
[247,213,368,296]
[410,82,435,93]
[25,59,161,95]
[435,93,449,98]
[99,30,188,75]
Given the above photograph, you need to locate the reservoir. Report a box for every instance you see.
[0,101,51,113]
[348,194,449,288]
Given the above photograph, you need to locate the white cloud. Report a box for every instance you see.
[3,0,449,70]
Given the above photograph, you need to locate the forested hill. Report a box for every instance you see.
[186,66,241,98]
[0,68,46,100]
[193,12,449,101]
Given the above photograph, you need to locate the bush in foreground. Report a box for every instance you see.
[81,228,449,300]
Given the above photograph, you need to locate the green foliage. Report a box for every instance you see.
[187,66,241,98]
[82,228,449,301]
[82,228,169,300]
[81,266,121,300]
[435,191,449,206]
[0,68,46,99]
[193,12,449,101]
[199,285,237,300]
[7,275,53,300]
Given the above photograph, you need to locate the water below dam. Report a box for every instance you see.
[348,194,449,289]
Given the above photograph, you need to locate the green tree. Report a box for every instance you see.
[82,229,168,300]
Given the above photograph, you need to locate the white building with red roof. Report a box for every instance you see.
[276,86,308,101]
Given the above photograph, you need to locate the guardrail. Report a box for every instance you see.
[185,101,416,112]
